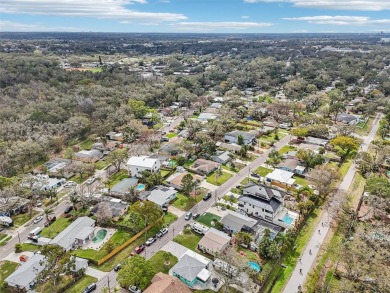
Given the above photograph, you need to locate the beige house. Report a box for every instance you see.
[198,228,231,256]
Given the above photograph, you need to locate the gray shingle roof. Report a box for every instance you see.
[239,195,282,212]
[111,178,138,193]
[243,182,285,201]
[5,254,45,289]
[225,130,255,141]
[171,254,206,282]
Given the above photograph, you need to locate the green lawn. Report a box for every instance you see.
[278,145,296,155]
[68,174,88,184]
[166,133,177,138]
[20,243,40,252]
[12,211,39,227]
[196,212,221,227]
[293,176,309,186]
[0,233,8,242]
[0,236,12,247]
[40,217,72,238]
[0,261,19,292]
[63,275,97,293]
[173,230,202,251]
[339,160,352,178]
[223,195,238,204]
[79,139,94,150]
[105,169,129,188]
[183,159,195,168]
[148,250,178,274]
[94,160,109,170]
[206,171,233,186]
[254,166,272,177]
[259,131,287,143]
[240,177,257,186]
[160,169,171,178]
[171,192,201,211]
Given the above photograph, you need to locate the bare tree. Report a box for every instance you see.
[96,202,113,224]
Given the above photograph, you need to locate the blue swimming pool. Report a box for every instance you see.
[136,184,145,191]
[282,214,294,225]
[248,262,261,272]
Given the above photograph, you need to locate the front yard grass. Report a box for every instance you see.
[12,211,39,227]
[171,192,202,211]
[94,159,109,170]
[160,169,171,178]
[173,230,202,251]
[63,275,97,293]
[21,242,40,252]
[166,133,177,139]
[0,260,19,289]
[206,171,233,186]
[40,217,72,238]
[293,176,309,186]
[148,250,178,274]
[259,131,287,143]
[278,145,296,155]
[254,166,272,177]
[196,212,221,227]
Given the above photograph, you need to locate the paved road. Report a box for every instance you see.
[0,199,71,260]
[95,134,292,292]
[283,114,382,293]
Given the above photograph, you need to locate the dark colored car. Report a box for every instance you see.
[192,213,200,219]
[203,192,212,201]
[131,244,145,255]
[184,212,192,221]
[114,263,121,271]
[44,216,56,227]
[162,203,168,213]
[64,206,73,214]
[251,172,260,178]
[82,283,96,293]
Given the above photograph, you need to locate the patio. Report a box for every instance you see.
[83,227,116,250]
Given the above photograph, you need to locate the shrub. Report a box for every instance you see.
[14,243,22,253]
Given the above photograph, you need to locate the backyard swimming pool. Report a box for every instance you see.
[248,262,261,272]
[92,229,107,243]
[282,214,295,225]
[136,184,145,191]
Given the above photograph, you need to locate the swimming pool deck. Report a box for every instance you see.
[84,227,116,250]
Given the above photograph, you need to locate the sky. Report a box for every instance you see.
[0,0,389,33]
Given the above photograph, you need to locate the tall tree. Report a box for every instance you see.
[117,255,156,290]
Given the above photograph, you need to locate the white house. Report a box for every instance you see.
[265,169,296,186]
[224,131,256,145]
[127,156,161,177]
[238,182,285,222]
[147,186,177,207]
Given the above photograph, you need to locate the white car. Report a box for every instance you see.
[33,216,43,224]
[64,181,76,188]
[86,177,96,185]
[36,201,43,207]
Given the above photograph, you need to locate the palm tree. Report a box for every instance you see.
[44,208,53,221]
[69,192,80,211]
[162,251,172,265]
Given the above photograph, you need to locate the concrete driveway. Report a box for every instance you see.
[5,251,35,263]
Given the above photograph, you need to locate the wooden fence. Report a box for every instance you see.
[96,216,163,265]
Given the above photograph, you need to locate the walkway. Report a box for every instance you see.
[283,113,382,293]
[85,267,109,280]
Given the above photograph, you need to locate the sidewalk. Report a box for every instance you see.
[85,267,109,280]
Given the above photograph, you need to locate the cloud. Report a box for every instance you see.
[241,15,250,19]
[244,0,390,11]
[283,16,390,26]
[0,0,186,22]
[173,21,273,30]
[0,20,84,32]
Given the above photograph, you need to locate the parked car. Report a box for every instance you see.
[203,192,212,201]
[44,216,56,227]
[192,213,200,219]
[162,203,168,213]
[83,283,97,293]
[64,206,73,214]
[19,255,29,262]
[160,137,169,142]
[184,212,192,221]
[36,201,43,207]
[145,237,156,246]
[131,245,145,256]
[128,285,142,293]
[159,227,169,236]
[251,172,260,178]
[114,263,121,271]
[33,216,43,224]
[63,181,76,188]
[86,176,96,185]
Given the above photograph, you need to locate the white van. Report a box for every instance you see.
[191,222,209,235]
[28,226,43,240]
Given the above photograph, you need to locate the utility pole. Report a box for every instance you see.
[17,230,21,244]
[107,275,110,293]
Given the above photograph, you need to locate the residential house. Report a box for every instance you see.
[144,273,192,293]
[238,182,284,222]
[170,250,212,288]
[127,156,161,177]
[210,102,222,109]
[265,169,295,186]
[262,118,279,128]
[277,158,306,175]
[147,186,177,207]
[44,159,72,178]
[259,125,276,134]
[167,172,204,190]
[111,178,138,195]
[336,113,359,125]
[74,149,103,163]
[190,159,221,175]
[197,112,217,123]
[305,136,328,147]
[282,151,298,160]
[296,143,321,153]
[215,142,242,153]
[50,216,95,251]
[92,197,129,218]
[198,228,231,256]
[5,254,46,290]
[178,129,190,139]
[220,210,257,233]
[159,143,182,157]
[224,130,256,145]
[211,151,231,164]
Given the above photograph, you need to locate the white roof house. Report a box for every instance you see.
[147,186,177,206]
[265,169,295,185]
[197,112,217,123]
[127,156,161,177]
[5,254,46,290]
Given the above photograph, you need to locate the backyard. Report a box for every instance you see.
[104,169,128,188]
[40,217,72,238]
[206,171,233,186]
[148,250,178,274]
[196,212,221,227]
